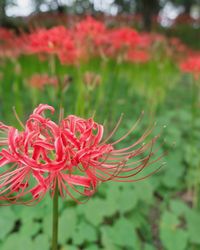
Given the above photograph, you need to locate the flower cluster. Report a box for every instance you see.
[0,104,159,205]
[27,26,77,64]
[0,28,27,59]
[180,54,200,80]
[0,17,192,65]
[26,18,148,64]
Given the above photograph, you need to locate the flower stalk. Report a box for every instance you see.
[52,182,59,250]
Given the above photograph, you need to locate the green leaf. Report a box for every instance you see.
[133,180,154,204]
[129,210,147,229]
[164,125,182,147]
[101,226,120,250]
[185,210,200,244]
[101,217,139,249]
[85,244,99,250]
[59,208,77,244]
[160,211,188,250]
[1,233,34,250]
[12,196,51,223]
[184,145,200,169]
[107,183,138,214]
[162,152,184,188]
[144,243,156,250]
[61,245,78,250]
[81,198,113,226]
[111,217,139,247]
[170,200,190,216]
[42,211,52,240]
[0,207,16,240]
[20,220,41,238]
[33,234,49,250]
[72,220,97,245]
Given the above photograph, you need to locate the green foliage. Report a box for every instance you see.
[160,211,188,250]
[0,207,15,240]
[1,37,200,250]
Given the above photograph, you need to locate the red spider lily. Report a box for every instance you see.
[180,55,200,80]
[75,16,106,46]
[127,50,150,63]
[27,26,78,64]
[137,33,153,49]
[58,38,79,65]
[108,27,140,52]
[27,74,58,89]
[0,28,25,59]
[28,26,68,54]
[0,28,15,42]
[100,27,140,61]
[73,16,107,60]
[0,104,161,205]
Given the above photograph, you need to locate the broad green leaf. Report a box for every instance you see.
[12,196,51,223]
[170,200,190,216]
[85,244,99,250]
[160,211,188,250]
[82,198,113,226]
[20,220,41,238]
[60,244,78,250]
[162,152,184,188]
[1,233,34,250]
[107,184,138,214]
[42,211,52,239]
[185,210,200,244]
[184,145,200,169]
[130,210,147,229]
[101,217,139,249]
[144,243,156,250]
[111,217,139,247]
[101,226,120,250]
[133,180,154,204]
[59,208,77,244]
[0,207,16,240]
[72,220,97,245]
[33,234,49,250]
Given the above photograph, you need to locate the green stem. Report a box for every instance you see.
[50,55,56,76]
[75,64,85,116]
[52,183,59,250]
[190,77,198,208]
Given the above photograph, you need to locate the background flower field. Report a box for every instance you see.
[0,1,200,250]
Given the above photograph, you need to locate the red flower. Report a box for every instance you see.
[127,50,150,63]
[0,105,160,205]
[73,16,107,60]
[27,74,58,89]
[100,27,140,61]
[28,26,67,54]
[27,26,77,64]
[108,27,140,51]
[0,28,24,59]
[180,55,200,80]
[75,16,106,46]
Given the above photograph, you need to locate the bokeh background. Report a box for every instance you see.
[0,0,200,250]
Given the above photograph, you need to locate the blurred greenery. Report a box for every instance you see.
[1,12,200,250]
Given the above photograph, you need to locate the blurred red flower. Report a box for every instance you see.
[180,55,200,80]
[73,16,107,60]
[127,50,150,63]
[109,27,140,51]
[75,16,106,44]
[27,73,58,89]
[0,28,25,59]
[27,26,77,64]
